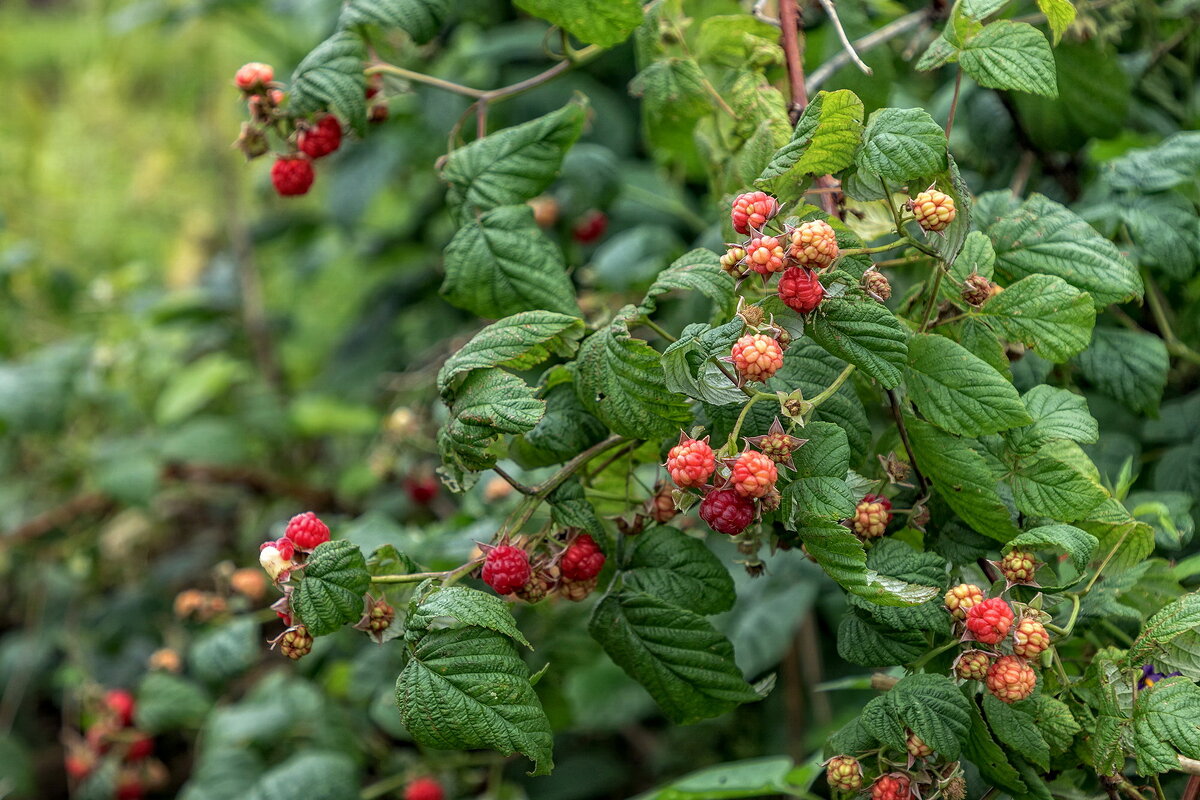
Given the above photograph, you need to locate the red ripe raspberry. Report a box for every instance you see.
[720,246,747,277]
[852,494,892,539]
[285,511,330,550]
[298,114,343,159]
[405,777,444,800]
[944,583,984,620]
[234,62,273,91]
[862,269,892,301]
[666,434,716,489]
[954,649,993,681]
[999,549,1038,585]
[906,731,933,759]
[279,625,314,660]
[825,755,862,792]
[909,189,957,232]
[482,544,531,595]
[986,654,1037,703]
[871,773,911,800]
[788,220,839,269]
[965,597,1014,645]
[745,235,786,275]
[561,534,606,581]
[116,774,144,800]
[405,474,440,505]
[777,267,824,314]
[730,191,779,235]
[105,689,136,727]
[729,450,778,499]
[573,209,607,243]
[271,156,314,196]
[699,488,756,535]
[1013,618,1051,658]
[730,334,784,383]
[125,734,154,762]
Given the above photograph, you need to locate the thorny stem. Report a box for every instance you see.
[778,0,808,120]
[1051,648,1072,689]
[492,464,534,495]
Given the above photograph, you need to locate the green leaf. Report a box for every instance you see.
[189,618,259,683]
[135,673,211,733]
[397,627,554,774]
[1037,0,1076,43]
[981,192,1143,307]
[438,312,584,396]
[1132,677,1200,775]
[1103,131,1200,192]
[784,421,855,521]
[806,298,908,389]
[983,693,1051,770]
[793,518,942,606]
[903,333,1030,437]
[954,317,1010,377]
[907,419,1021,542]
[631,756,817,800]
[442,205,579,318]
[292,540,371,637]
[837,611,926,667]
[588,591,759,725]
[975,274,1095,362]
[512,382,608,468]
[1073,328,1169,415]
[622,526,736,615]
[855,107,947,184]
[756,90,865,199]
[766,337,870,458]
[962,698,1028,796]
[962,0,1010,19]
[1010,451,1109,521]
[1023,694,1081,752]
[950,231,996,284]
[629,58,712,122]
[574,307,692,439]
[289,32,368,135]
[1006,524,1098,573]
[1127,593,1200,668]
[662,323,746,407]
[848,539,950,634]
[1111,193,1200,282]
[915,33,958,71]
[155,354,248,425]
[250,752,358,800]
[337,0,448,42]
[442,100,586,214]
[959,21,1058,98]
[872,674,974,761]
[547,478,606,539]
[447,368,545,436]
[1005,385,1098,453]
[514,0,643,47]
[640,249,736,316]
[406,585,531,648]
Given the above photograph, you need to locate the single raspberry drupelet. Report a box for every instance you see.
[906,731,933,759]
[730,334,784,383]
[271,156,314,196]
[745,235,786,275]
[731,191,779,234]
[1013,618,1051,658]
[482,545,531,595]
[666,434,716,489]
[910,189,957,232]
[862,269,892,301]
[965,597,1015,645]
[777,267,824,314]
[234,62,274,91]
[280,625,314,660]
[788,220,840,269]
[954,650,993,681]
[298,114,343,159]
[699,488,756,535]
[852,494,892,539]
[871,773,911,800]
[729,450,778,499]
[825,755,862,792]
[405,778,444,800]
[944,583,985,620]
[561,534,606,581]
[986,655,1037,703]
[720,247,747,276]
[999,549,1039,585]
[961,273,997,307]
[285,511,330,550]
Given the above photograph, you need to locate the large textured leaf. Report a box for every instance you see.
[1132,677,1200,775]
[1010,452,1109,521]
[629,58,711,122]
[855,107,947,184]
[515,0,643,47]
[622,526,735,615]
[756,90,865,200]
[292,541,371,636]
[442,100,586,213]
[837,612,926,667]
[511,381,608,468]
[632,756,815,800]
[962,699,1028,796]
[189,618,259,683]
[441,205,579,318]
[135,673,211,733]
[1037,0,1076,43]
[397,627,554,774]
[784,421,855,521]
[574,307,692,438]
[1127,593,1200,668]
[847,539,950,634]
[904,333,1030,437]
[588,592,759,724]
[1005,385,1098,453]
[793,518,941,606]
[640,249,735,316]
[976,274,1095,362]
[1073,328,1169,415]
[661,323,746,407]
[447,368,544,436]
[337,0,448,42]
[249,752,358,800]
[806,299,908,388]
[406,585,531,648]
[766,337,870,458]
[289,32,368,134]
[959,21,1058,98]
[438,312,584,396]
[1103,131,1200,192]
[980,192,1142,307]
[864,674,974,761]
[983,694,1050,770]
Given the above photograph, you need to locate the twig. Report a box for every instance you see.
[492,465,534,495]
[809,9,929,92]
[779,0,808,120]
[1010,150,1036,197]
[2,493,114,544]
[944,68,963,138]
[886,390,927,493]
[815,0,873,76]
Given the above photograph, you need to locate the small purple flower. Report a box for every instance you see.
[1139,664,1182,690]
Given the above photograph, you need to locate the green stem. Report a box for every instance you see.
[641,317,677,343]
[807,364,855,410]
[365,63,485,97]
[931,312,970,329]
[908,638,960,671]
[919,266,947,332]
[1051,648,1072,689]
[1084,528,1131,594]
[1058,593,1082,639]
[1144,269,1200,366]
[728,392,772,449]
[372,559,483,586]
[713,357,757,399]
[841,241,904,256]
[362,773,411,800]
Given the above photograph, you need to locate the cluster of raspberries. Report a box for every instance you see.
[480,532,607,603]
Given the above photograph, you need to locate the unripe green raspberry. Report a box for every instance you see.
[999,549,1039,585]
[1013,618,1051,658]
[825,756,862,792]
[906,731,933,759]
[944,583,984,620]
[954,649,993,681]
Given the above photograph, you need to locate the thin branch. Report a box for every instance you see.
[815,0,873,76]
[886,389,927,494]
[944,68,963,138]
[809,9,929,92]
[779,0,808,120]
[2,493,114,544]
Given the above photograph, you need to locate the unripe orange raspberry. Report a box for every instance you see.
[559,575,599,601]
[527,195,559,228]
[280,625,314,660]
[986,654,1037,703]
[999,549,1039,585]
[944,583,984,620]
[720,246,748,277]
[730,334,784,383]
[961,273,997,307]
[825,755,862,792]
[729,450,778,499]
[910,189,956,232]
[777,267,824,314]
[906,731,933,759]
[731,191,779,235]
[862,269,892,301]
[646,484,677,524]
[954,649,993,681]
[234,62,274,91]
[666,434,716,489]
[788,220,839,269]
[871,773,911,800]
[745,235,786,275]
[965,597,1014,645]
[1013,618,1051,658]
[852,494,892,539]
